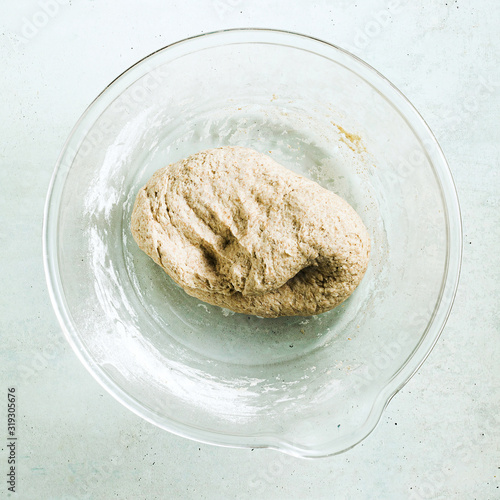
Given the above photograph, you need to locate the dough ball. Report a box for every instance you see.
[131,146,370,318]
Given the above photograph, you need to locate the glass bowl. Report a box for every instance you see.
[43,29,461,458]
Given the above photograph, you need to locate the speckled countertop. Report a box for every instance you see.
[1,1,499,498]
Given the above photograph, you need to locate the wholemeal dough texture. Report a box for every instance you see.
[131,146,370,318]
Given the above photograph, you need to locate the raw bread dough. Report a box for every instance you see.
[131,146,370,318]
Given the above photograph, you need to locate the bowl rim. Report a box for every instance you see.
[43,27,462,458]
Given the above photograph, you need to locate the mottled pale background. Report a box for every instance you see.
[1,1,499,499]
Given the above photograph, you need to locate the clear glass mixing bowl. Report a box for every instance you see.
[43,29,461,457]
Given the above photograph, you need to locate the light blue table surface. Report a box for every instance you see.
[1,1,499,498]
